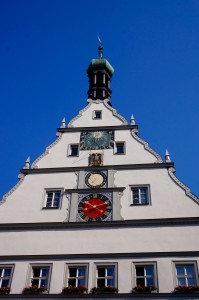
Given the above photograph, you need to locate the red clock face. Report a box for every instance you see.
[78,194,112,222]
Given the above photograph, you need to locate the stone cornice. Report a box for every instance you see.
[1,292,199,298]
[20,162,174,175]
[58,125,138,133]
[0,250,199,261]
[0,217,198,231]
[65,187,125,193]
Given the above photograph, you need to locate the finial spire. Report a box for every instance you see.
[97,36,103,59]
[24,156,30,169]
[130,115,135,125]
[165,149,171,162]
[60,117,66,128]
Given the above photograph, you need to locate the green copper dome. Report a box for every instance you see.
[87,58,114,76]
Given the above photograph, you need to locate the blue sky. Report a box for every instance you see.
[0,0,199,199]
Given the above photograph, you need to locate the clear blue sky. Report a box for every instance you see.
[0,0,199,199]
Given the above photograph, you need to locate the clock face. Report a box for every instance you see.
[85,171,107,188]
[77,193,112,222]
[80,130,114,150]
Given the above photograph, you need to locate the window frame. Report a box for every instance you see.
[65,264,89,288]
[27,264,52,290]
[94,263,117,288]
[43,189,63,209]
[67,144,79,157]
[133,262,158,289]
[130,185,151,206]
[114,142,125,155]
[173,261,198,287]
[0,265,15,288]
[93,110,102,120]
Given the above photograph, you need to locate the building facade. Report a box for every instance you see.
[0,47,199,299]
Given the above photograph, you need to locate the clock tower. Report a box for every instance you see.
[0,46,199,298]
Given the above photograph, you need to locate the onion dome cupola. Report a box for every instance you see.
[87,45,114,104]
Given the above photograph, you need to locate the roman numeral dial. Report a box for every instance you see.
[78,193,112,222]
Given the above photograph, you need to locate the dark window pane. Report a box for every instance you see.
[186,266,194,275]
[4,269,11,277]
[41,268,49,277]
[98,268,105,277]
[116,143,124,153]
[145,266,153,276]
[33,268,40,277]
[146,278,154,286]
[107,267,114,276]
[95,112,101,119]
[68,279,76,287]
[188,278,196,286]
[176,266,184,275]
[78,268,86,276]
[97,278,105,287]
[71,146,78,156]
[40,279,47,287]
[107,279,114,286]
[31,279,39,286]
[178,278,186,286]
[69,268,77,277]
[136,267,144,276]
[2,279,9,287]
[78,279,85,286]
[137,278,145,285]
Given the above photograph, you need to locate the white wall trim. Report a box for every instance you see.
[31,132,63,169]
[168,167,199,204]
[131,129,163,163]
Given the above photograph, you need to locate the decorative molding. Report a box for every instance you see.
[131,129,163,163]
[58,124,138,133]
[68,100,128,128]
[103,100,128,125]
[21,163,174,175]
[0,250,199,261]
[68,102,92,127]
[168,167,199,204]
[31,133,63,169]
[0,217,199,231]
[0,173,25,205]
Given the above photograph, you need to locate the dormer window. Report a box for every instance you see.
[93,111,102,119]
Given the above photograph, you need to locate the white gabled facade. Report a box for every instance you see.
[0,47,199,299]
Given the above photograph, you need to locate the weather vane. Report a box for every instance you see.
[97,36,103,58]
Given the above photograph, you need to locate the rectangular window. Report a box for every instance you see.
[131,186,149,205]
[96,266,115,287]
[30,266,50,288]
[135,264,156,287]
[67,266,87,287]
[175,263,197,286]
[93,111,102,119]
[114,142,125,154]
[0,266,14,288]
[68,144,79,156]
[45,190,61,208]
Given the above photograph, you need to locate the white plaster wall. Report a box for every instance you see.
[0,172,76,223]
[5,257,199,294]
[1,167,198,223]
[69,102,124,127]
[0,226,198,255]
[116,168,199,219]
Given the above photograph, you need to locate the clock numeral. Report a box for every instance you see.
[79,212,84,218]
[84,216,89,222]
